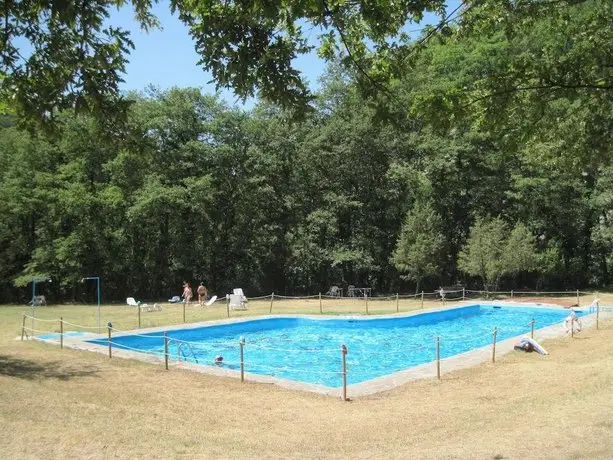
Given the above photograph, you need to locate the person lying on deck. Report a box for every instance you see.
[514,338,534,353]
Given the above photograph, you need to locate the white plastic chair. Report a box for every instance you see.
[228,293,247,310]
[233,288,248,304]
[139,302,162,312]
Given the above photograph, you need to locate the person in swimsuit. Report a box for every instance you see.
[197,282,208,306]
[182,281,193,305]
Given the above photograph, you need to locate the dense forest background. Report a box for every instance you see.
[1,0,612,303]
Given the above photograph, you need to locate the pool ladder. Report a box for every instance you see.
[588,304,612,314]
[177,342,199,363]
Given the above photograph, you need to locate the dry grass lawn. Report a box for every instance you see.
[1,294,613,459]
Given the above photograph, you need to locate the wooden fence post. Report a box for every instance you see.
[492,327,497,363]
[341,344,348,401]
[576,289,580,307]
[138,303,141,328]
[164,333,169,370]
[421,291,424,309]
[21,314,26,341]
[436,336,441,380]
[462,288,465,300]
[511,289,514,298]
[226,296,230,318]
[107,323,112,359]
[269,292,274,313]
[365,294,369,315]
[60,317,63,349]
[240,337,245,383]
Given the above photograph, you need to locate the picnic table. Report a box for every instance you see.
[326,286,343,297]
[347,286,371,297]
[438,286,464,300]
[29,295,47,306]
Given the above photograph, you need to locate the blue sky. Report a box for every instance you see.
[111,1,460,107]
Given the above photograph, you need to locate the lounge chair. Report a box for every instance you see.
[127,297,139,307]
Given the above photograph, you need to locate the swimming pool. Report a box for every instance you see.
[88,304,583,388]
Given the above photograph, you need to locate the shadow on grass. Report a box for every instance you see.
[0,355,99,380]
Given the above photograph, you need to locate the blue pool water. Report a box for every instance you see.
[88,305,583,387]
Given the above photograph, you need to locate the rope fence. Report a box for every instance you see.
[61,320,101,330]
[22,312,473,397]
[20,296,612,401]
[30,288,596,328]
[260,288,602,315]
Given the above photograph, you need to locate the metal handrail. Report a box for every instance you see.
[177,341,199,363]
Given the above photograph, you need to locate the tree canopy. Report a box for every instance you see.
[0,0,451,125]
[391,201,445,293]
[2,1,612,127]
[1,0,612,303]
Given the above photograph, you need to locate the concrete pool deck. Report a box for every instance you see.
[33,302,613,398]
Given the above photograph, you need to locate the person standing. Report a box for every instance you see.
[182,281,193,305]
[197,282,208,306]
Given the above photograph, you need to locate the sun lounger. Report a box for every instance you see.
[127,297,139,307]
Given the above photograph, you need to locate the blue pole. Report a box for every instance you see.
[97,277,101,333]
[30,277,50,333]
[31,279,36,332]
[83,276,102,333]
